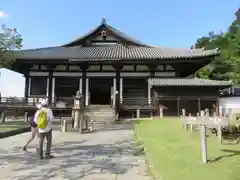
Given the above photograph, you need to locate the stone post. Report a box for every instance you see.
[200,110,207,163]
[61,119,67,132]
[136,108,140,119]
[147,79,151,104]
[24,112,28,122]
[181,109,186,129]
[1,111,6,123]
[159,108,163,118]
[73,91,81,129]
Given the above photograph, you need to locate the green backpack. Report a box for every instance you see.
[37,110,48,129]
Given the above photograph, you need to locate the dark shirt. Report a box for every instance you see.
[29,116,37,128]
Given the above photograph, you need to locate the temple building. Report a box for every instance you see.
[10,19,232,117]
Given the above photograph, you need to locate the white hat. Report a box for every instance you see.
[36,103,42,109]
[40,99,48,106]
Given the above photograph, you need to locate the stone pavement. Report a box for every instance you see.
[0,124,152,180]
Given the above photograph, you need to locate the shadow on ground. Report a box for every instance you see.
[209,149,240,163]
[0,124,145,180]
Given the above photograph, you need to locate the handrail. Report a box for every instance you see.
[157,96,218,100]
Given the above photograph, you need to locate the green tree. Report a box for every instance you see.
[0,25,22,68]
[195,19,240,84]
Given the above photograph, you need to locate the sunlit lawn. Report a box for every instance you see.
[135,118,240,180]
[0,121,28,132]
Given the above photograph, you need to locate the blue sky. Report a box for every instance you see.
[0,0,239,97]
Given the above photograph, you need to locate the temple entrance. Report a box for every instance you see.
[89,78,112,105]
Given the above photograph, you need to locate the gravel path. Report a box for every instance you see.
[0,124,152,180]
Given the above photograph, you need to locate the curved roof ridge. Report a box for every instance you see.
[62,18,149,47]
[21,45,81,51]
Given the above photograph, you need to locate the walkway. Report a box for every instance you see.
[0,124,152,180]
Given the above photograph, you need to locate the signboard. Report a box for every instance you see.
[181,116,228,127]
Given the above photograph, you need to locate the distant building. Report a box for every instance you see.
[8,19,232,117]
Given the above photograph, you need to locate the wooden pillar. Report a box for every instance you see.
[148,64,156,77]
[85,78,89,106]
[113,63,121,117]
[52,77,55,103]
[177,96,180,116]
[116,68,120,115]
[24,74,30,99]
[120,78,123,104]
[197,97,201,113]
[82,69,86,106]
[48,70,53,103]
[79,78,82,94]
[148,79,151,104]
[216,98,219,116]
[113,78,116,108]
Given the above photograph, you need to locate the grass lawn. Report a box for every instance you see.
[135,118,240,180]
[0,121,28,132]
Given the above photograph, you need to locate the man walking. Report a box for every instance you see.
[34,99,54,159]
[22,104,41,151]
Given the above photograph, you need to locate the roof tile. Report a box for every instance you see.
[149,78,232,87]
[18,45,219,61]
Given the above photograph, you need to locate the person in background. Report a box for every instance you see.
[22,104,41,151]
[34,99,54,159]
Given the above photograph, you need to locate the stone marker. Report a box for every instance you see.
[181,109,186,129]
[217,118,223,144]
[200,110,207,163]
[181,110,229,163]
[160,108,163,118]
[136,108,140,119]
[24,112,28,122]
[1,111,5,123]
[61,119,67,132]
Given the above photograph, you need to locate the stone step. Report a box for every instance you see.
[85,114,116,121]
[84,105,116,125]
[85,113,115,117]
[86,112,115,115]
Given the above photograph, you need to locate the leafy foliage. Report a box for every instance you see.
[0,25,22,68]
[195,19,240,84]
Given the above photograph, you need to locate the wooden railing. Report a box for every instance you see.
[121,97,152,109]
[0,97,27,105]
[0,96,75,109]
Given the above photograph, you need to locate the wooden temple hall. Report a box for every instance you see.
[9,18,232,117]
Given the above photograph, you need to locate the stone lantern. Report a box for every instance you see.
[72,91,84,131]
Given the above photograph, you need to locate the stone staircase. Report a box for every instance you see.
[84,105,116,127]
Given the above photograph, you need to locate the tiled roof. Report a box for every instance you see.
[18,45,219,61]
[17,46,78,60]
[63,18,148,47]
[149,78,232,87]
[70,45,219,61]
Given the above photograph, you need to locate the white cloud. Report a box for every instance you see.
[0,68,24,97]
[0,11,8,18]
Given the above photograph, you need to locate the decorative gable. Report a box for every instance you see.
[63,18,147,47]
[87,26,121,44]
